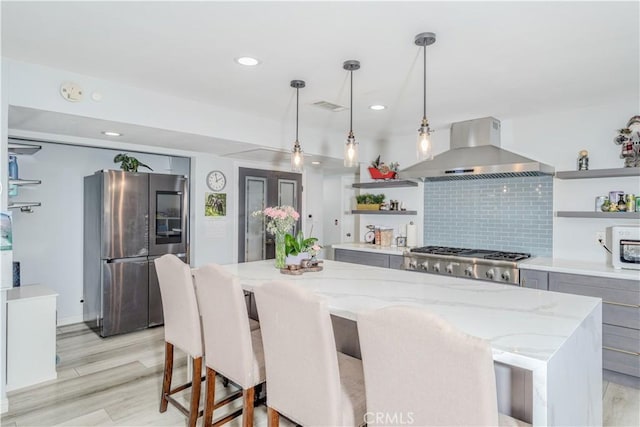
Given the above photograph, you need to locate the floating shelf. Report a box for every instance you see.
[352,180,418,189]
[352,210,417,215]
[8,202,41,211]
[8,142,42,156]
[555,168,640,179]
[556,211,640,219]
[9,179,41,186]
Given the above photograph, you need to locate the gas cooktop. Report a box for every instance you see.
[410,246,531,262]
[404,246,531,284]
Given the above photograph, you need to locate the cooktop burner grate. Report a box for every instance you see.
[482,252,531,261]
[410,246,468,255]
[410,246,530,261]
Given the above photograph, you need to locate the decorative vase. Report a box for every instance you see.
[275,231,286,269]
[285,252,310,266]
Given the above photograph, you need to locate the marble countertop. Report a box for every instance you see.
[5,284,58,301]
[519,257,640,281]
[222,259,600,367]
[331,242,406,256]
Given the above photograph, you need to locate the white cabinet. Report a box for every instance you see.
[6,284,58,391]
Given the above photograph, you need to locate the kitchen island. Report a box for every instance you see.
[222,260,602,426]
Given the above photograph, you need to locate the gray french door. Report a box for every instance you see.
[238,168,302,263]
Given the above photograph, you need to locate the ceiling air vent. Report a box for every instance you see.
[311,100,347,112]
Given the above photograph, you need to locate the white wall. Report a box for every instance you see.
[190,153,238,267]
[10,142,189,325]
[376,99,639,262]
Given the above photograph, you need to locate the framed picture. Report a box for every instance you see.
[396,236,406,247]
[205,193,227,217]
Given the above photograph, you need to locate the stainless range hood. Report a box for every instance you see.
[401,117,554,181]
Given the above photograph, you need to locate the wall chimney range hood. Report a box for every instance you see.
[401,117,554,181]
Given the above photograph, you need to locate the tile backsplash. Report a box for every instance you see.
[423,176,553,256]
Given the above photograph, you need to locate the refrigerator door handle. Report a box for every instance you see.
[106,256,149,264]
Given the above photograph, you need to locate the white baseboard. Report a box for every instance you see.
[57,315,84,326]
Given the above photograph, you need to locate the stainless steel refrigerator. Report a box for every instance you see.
[83,170,189,337]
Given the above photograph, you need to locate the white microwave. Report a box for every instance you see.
[606,226,640,270]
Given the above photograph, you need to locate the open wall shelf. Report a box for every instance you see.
[352,180,418,189]
[556,211,640,219]
[352,210,417,215]
[555,168,640,179]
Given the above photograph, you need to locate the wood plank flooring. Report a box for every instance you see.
[1,323,638,426]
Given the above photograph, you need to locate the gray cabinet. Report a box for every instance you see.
[520,269,549,290]
[547,271,640,381]
[334,249,405,270]
[389,255,405,270]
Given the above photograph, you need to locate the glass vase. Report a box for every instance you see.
[274,231,286,269]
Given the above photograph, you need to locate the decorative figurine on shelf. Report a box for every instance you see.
[577,150,589,170]
[369,155,399,180]
[614,115,640,168]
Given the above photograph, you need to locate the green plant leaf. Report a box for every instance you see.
[285,233,300,256]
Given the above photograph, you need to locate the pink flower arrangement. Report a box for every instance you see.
[253,205,300,234]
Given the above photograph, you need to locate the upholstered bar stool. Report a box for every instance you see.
[357,306,530,427]
[193,264,266,427]
[254,280,366,427]
[154,254,204,427]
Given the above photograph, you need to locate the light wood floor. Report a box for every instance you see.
[1,323,638,426]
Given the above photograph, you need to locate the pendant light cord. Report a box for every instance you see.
[422,43,426,121]
[295,87,299,142]
[350,70,354,133]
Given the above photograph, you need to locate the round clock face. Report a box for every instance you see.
[206,170,226,192]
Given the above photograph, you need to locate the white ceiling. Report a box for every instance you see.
[2,1,639,154]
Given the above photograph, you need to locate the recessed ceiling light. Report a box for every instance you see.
[369,105,386,111]
[235,57,260,66]
[102,131,122,137]
[311,161,321,165]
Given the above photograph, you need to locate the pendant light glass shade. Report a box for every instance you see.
[344,131,359,167]
[415,32,436,161]
[343,60,360,167]
[417,118,433,161]
[291,141,304,172]
[290,80,305,172]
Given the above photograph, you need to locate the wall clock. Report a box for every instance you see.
[206,170,226,192]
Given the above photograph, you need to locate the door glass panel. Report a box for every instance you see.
[155,192,183,245]
[245,177,267,262]
[279,179,297,234]
[278,179,297,207]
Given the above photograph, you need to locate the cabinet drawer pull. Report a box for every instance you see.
[603,300,640,309]
[603,346,640,356]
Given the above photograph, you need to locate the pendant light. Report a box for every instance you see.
[290,80,305,172]
[415,32,436,161]
[343,60,360,167]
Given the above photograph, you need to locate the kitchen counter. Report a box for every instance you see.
[222,259,602,426]
[5,283,58,301]
[519,257,640,280]
[331,242,406,256]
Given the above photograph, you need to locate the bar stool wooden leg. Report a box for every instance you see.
[267,407,279,427]
[203,367,217,427]
[188,356,203,427]
[242,387,255,427]
[160,342,174,413]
